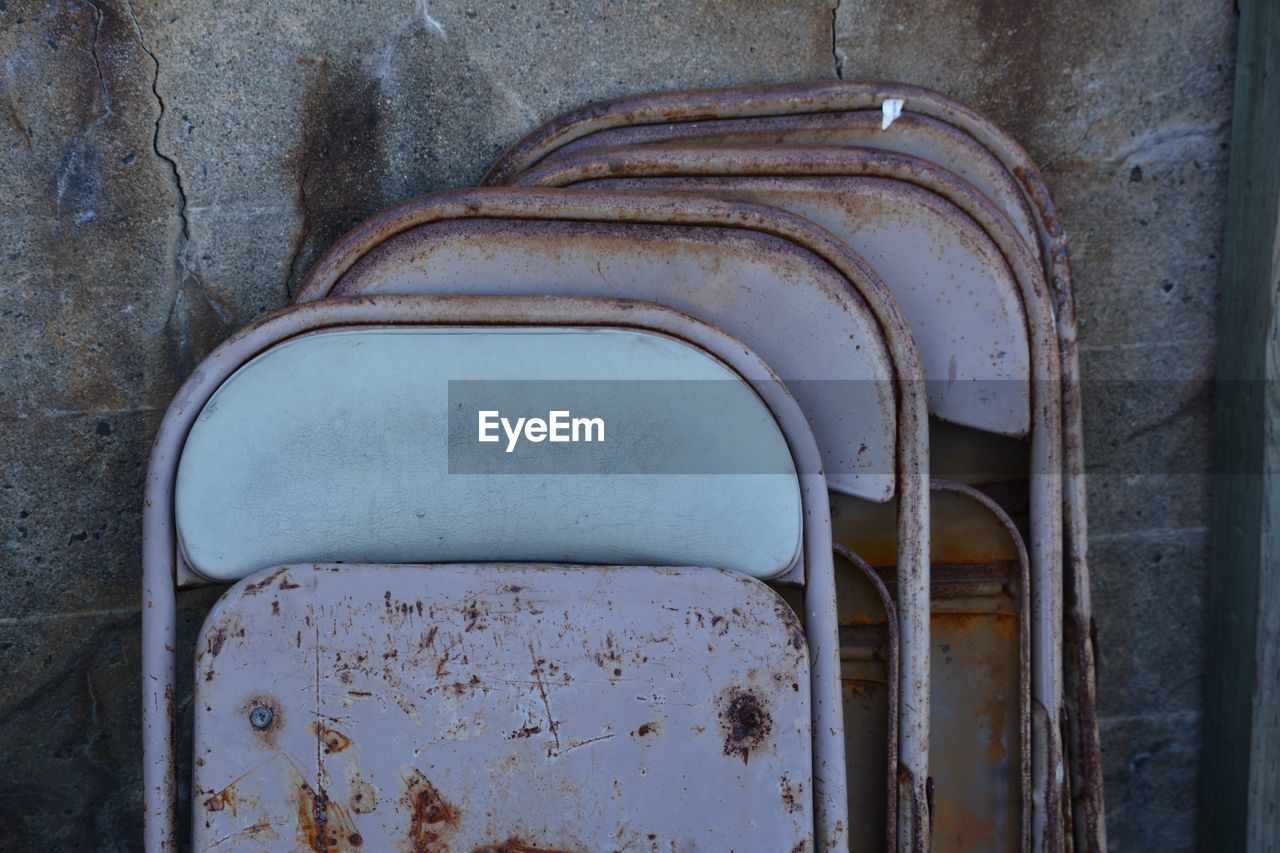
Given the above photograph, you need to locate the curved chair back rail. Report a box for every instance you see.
[507,110,1040,253]
[479,81,1060,270]
[480,80,1101,848]
[288,188,933,848]
[509,144,1062,853]
[176,327,803,583]
[832,544,900,853]
[143,295,858,852]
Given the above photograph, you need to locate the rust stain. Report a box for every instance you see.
[720,690,773,764]
[780,774,802,814]
[237,819,279,844]
[206,624,228,657]
[528,644,562,753]
[449,674,483,697]
[841,678,877,700]
[772,597,807,651]
[630,720,661,739]
[402,768,459,852]
[288,57,386,293]
[472,840,574,853]
[204,614,245,658]
[294,778,362,850]
[348,773,379,815]
[312,721,354,754]
[242,566,290,596]
[203,783,237,814]
[1068,611,1103,839]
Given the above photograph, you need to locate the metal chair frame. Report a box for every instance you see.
[144,295,852,850]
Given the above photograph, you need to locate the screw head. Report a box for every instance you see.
[249,705,273,729]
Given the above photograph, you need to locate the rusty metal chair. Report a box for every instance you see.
[291,188,936,850]
[144,296,847,850]
[506,145,1057,851]
[482,84,1099,851]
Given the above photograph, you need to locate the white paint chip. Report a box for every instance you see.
[881,98,904,130]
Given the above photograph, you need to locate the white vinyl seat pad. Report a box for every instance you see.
[193,563,813,851]
[176,327,802,582]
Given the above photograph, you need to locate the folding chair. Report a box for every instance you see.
[143,296,843,850]
[291,189,934,850]
[507,145,1059,852]
[482,83,1099,850]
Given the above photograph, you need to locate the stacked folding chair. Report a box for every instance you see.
[143,82,1103,852]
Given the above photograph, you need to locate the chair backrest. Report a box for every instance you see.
[479,81,1051,259]
[142,295,851,852]
[176,326,801,583]
[830,481,1033,852]
[513,151,1037,440]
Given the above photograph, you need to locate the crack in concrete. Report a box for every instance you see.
[0,606,141,626]
[122,0,195,282]
[86,2,114,119]
[830,0,844,80]
[417,0,447,40]
[0,616,137,727]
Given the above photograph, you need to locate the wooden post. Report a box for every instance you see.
[1201,0,1280,849]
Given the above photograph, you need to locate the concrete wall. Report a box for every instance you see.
[0,1,1235,849]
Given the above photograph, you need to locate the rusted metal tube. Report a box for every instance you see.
[835,544,900,853]
[141,474,177,851]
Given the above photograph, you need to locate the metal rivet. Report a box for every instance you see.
[249,705,273,729]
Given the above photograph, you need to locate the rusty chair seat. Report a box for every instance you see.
[194,563,814,851]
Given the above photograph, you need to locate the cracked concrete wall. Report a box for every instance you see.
[0,0,1232,849]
